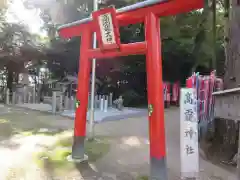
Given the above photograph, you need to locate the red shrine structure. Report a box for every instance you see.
[58,0,204,179]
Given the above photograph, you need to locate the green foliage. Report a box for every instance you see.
[21,0,225,105]
[121,89,143,106]
[34,135,110,176]
[136,176,149,180]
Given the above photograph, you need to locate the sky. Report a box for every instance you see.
[5,0,47,36]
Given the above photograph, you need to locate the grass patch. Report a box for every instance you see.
[0,119,9,123]
[35,147,74,172]
[34,135,110,175]
[53,135,110,162]
[136,175,149,180]
[16,128,64,137]
[21,131,34,136]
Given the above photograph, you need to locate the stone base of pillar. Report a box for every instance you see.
[70,136,88,162]
[151,157,168,180]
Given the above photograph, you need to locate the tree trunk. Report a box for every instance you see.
[224,0,240,88]
[212,0,240,162]
[212,0,217,70]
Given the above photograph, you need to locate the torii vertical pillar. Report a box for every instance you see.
[72,28,92,159]
[145,13,167,179]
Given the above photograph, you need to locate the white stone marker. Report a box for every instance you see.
[33,89,36,103]
[28,92,31,103]
[104,99,108,112]
[70,96,74,110]
[52,92,57,114]
[180,88,199,179]
[64,96,69,110]
[12,92,16,104]
[94,95,98,108]
[109,93,113,107]
[18,95,22,104]
[23,86,27,103]
[6,89,10,105]
[100,97,104,111]
[59,95,63,112]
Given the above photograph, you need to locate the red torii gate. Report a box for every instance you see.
[58,0,204,179]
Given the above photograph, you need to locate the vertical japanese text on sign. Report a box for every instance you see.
[98,13,116,44]
[180,88,199,178]
[92,7,120,51]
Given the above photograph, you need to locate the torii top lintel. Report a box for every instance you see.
[58,0,204,38]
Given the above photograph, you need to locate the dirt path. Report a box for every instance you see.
[0,105,237,180]
[92,108,237,180]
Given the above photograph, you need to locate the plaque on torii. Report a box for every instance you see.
[92,7,121,51]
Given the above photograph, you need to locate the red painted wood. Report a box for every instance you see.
[145,13,166,158]
[87,42,146,59]
[74,28,91,137]
[59,0,204,38]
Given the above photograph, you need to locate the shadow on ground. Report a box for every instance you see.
[0,106,73,146]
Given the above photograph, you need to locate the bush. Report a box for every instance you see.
[121,89,146,107]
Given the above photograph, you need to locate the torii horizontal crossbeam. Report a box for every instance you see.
[58,0,167,30]
[87,42,147,59]
[58,0,203,38]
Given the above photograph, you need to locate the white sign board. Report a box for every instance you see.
[98,13,116,45]
[180,88,199,178]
